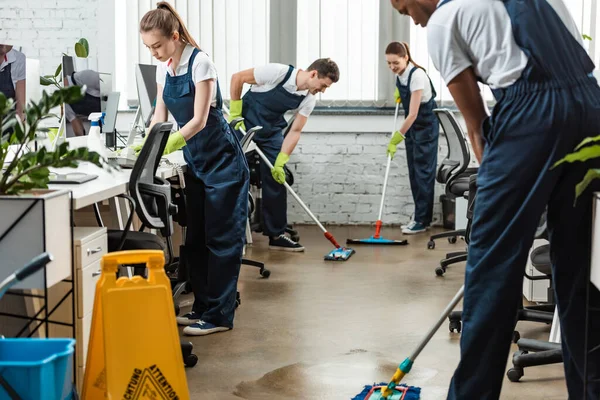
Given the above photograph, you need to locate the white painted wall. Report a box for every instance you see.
[0,0,100,76]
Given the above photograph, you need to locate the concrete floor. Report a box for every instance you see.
[180,225,567,400]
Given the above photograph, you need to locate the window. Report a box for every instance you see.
[114,0,270,109]
[296,0,380,104]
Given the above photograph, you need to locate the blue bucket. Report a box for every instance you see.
[0,338,75,400]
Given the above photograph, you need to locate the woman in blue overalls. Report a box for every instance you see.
[140,2,249,336]
[385,42,439,234]
[391,0,600,398]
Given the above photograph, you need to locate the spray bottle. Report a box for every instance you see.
[87,112,106,156]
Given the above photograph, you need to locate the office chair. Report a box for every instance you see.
[428,109,478,251]
[447,184,554,345]
[229,117,271,278]
[104,122,198,368]
[507,221,562,382]
[233,117,300,242]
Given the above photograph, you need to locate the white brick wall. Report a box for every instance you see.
[0,0,99,76]
[286,131,449,226]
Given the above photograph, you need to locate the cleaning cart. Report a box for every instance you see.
[0,252,77,400]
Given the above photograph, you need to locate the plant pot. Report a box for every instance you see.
[0,189,72,289]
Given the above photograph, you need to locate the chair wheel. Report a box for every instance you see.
[427,240,435,250]
[512,330,521,343]
[261,269,271,278]
[448,236,458,244]
[184,354,198,368]
[449,319,462,333]
[435,266,445,276]
[236,291,241,308]
[506,367,524,382]
[291,235,300,242]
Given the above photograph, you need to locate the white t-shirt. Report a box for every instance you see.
[67,70,101,97]
[427,0,582,89]
[156,44,218,107]
[250,63,316,117]
[396,63,433,103]
[0,48,26,89]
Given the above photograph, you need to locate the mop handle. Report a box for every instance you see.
[376,100,401,222]
[382,285,465,398]
[254,145,328,235]
[235,124,331,238]
[408,284,464,361]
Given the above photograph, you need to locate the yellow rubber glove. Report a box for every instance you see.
[130,128,150,156]
[228,99,246,131]
[163,131,186,155]
[386,131,405,160]
[271,152,290,184]
[394,87,401,104]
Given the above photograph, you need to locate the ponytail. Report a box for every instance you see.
[385,41,425,71]
[140,2,200,49]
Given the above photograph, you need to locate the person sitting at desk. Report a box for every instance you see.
[64,69,102,137]
[0,44,25,123]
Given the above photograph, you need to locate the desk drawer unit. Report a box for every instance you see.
[73,226,107,383]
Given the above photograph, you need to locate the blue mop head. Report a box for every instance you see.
[346,236,408,245]
[351,383,421,400]
[324,247,355,261]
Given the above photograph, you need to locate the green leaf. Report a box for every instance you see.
[54,63,62,78]
[583,34,593,41]
[28,167,50,181]
[75,42,87,58]
[0,92,5,110]
[552,145,600,169]
[575,169,600,203]
[574,134,600,151]
[78,38,89,57]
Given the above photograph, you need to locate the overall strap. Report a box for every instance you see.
[186,48,201,77]
[277,65,295,88]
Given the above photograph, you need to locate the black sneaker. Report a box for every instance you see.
[269,234,305,252]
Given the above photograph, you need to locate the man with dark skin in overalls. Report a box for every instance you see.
[390,0,600,398]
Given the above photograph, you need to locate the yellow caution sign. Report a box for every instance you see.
[82,250,190,399]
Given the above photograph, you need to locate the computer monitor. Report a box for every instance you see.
[135,64,157,127]
[25,58,41,106]
[62,55,75,84]
[99,72,112,112]
[103,92,120,135]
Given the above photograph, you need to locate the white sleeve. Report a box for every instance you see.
[297,94,316,117]
[427,22,472,85]
[12,52,26,81]
[409,69,426,93]
[192,54,218,84]
[253,63,290,86]
[156,63,167,87]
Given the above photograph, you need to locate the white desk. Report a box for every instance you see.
[48,137,187,210]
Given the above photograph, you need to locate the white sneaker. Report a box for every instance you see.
[402,221,429,235]
[176,312,202,326]
[401,214,415,229]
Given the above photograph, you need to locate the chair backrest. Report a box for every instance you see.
[434,109,471,184]
[128,122,175,238]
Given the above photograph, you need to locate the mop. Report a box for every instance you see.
[347,100,408,246]
[353,285,465,399]
[237,126,355,261]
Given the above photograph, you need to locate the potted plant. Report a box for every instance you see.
[0,86,109,289]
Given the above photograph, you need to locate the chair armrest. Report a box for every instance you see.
[114,194,136,251]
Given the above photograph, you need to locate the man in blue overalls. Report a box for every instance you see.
[391,0,600,398]
[0,45,26,125]
[228,59,339,252]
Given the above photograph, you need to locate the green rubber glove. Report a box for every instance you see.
[271,152,290,184]
[394,87,401,104]
[228,99,246,131]
[386,131,405,160]
[130,128,151,156]
[163,131,186,155]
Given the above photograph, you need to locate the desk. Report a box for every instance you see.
[45,138,187,390]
